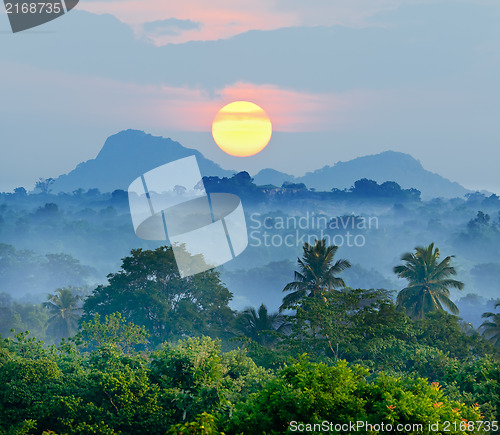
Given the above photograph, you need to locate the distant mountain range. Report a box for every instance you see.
[253,152,469,199]
[52,130,470,199]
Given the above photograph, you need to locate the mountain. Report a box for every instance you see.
[52,131,469,199]
[51,130,235,193]
[253,151,469,199]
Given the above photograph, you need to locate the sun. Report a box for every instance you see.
[212,101,272,157]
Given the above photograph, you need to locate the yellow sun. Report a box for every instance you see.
[212,101,272,157]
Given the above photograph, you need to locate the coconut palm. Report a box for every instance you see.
[280,239,351,311]
[43,287,81,339]
[236,303,290,346]
[394,243,464,319]
[480,302,500,348]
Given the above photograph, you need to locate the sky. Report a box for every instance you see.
[0,0,500,193]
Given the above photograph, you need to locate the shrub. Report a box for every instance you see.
[225,357,483,435]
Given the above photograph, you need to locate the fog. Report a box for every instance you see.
[1,178,499,330]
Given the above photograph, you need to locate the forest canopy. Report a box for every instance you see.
[0,240,499,434]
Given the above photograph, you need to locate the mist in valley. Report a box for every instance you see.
[1,174,499,339]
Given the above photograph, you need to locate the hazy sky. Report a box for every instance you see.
[1,0,500,193]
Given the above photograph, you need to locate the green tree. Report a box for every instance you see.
[225,357,483,435]
[439,356,500,421]
[43,288,81,340]
[150,336,270,424]
[394,243,464,319]
[287,288,386,361]
[416,310,495,359]
[0,356,62,431]
[343,295,419,371]
[280,239,351,310]
[77,312,149,353]
[82,246,234,345]
[235,304,289,347]
[480,301,500,347]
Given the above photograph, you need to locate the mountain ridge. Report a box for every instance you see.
[253,150,469,199]
[52,130,470,199]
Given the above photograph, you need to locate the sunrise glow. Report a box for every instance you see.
[212,101,272,157]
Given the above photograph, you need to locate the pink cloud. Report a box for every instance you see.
[79,0,403,44]
[79,0,296,44]
[1,61,381,133]
[142,82,381,132]
[211,83,376,132]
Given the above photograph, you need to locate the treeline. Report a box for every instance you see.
[203,172,421,202]
[3,173,422,205]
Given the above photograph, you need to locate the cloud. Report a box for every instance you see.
[142,18,203,37]
[2,2,500,191]
[77,0,294,44]
[78,0,405,44]
[4,4,499,95]
[77,0,500,45]
[0,58,380,134]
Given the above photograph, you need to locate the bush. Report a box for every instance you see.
[150,336,271,422]
[224,357,483,435]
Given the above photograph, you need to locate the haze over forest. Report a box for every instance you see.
[1,130,499,328]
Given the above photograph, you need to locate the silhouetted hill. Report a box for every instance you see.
[253,151,469,199]
[52,132,469,199]
[52,130,235,193]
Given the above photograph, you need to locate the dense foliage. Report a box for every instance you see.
[0,324,491,435]
[0,240,499,433]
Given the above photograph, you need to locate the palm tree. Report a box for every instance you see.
[394,243,464,319]
[480,302,500,348]
[280,239,351,311]
[236,304,290,346]
[43,288,81,339]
